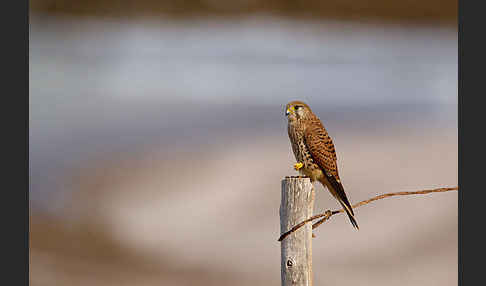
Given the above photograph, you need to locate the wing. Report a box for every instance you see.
[304,119,358,228]
[303,119,340,181]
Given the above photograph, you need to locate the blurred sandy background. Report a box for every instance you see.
[30,1,457,285]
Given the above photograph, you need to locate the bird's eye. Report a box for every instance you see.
[295,105,302,110]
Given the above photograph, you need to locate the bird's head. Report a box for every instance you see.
[285,100,312,121]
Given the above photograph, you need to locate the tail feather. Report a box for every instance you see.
[320,176,359,230]
[339,201,359,230]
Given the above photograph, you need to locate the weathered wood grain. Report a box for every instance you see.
[280,177,315,286]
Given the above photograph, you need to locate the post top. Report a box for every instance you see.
[282,176,311,183]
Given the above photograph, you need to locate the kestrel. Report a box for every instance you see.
[285,100,359,230]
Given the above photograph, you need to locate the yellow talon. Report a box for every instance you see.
[294,162,304,171]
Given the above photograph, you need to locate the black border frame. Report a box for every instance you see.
[5,0,29,285]
[459,0,483,285]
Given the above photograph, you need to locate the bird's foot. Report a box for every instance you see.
[293,162,304,171]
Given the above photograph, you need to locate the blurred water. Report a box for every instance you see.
[30,15,456,104]
[29,14,457,212]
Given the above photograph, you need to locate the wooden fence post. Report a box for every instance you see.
[280,177,315,286]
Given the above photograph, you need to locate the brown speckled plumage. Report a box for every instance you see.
[285,100,359,229]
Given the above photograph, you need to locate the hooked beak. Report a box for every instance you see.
[285,106,294,116]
